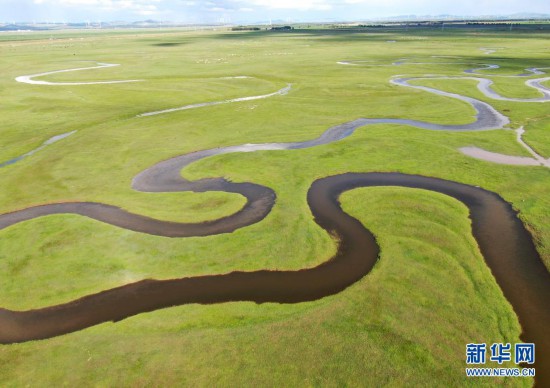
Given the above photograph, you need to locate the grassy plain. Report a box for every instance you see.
[0,26,549,386]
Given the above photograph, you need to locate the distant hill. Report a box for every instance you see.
[1,13,549,32]
[372,13,550,22]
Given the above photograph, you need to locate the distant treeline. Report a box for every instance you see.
[231,26,261,31]
[466,22,521,26]
[270,26,293,31]
[231,25,295,32]
[330,21,550,31]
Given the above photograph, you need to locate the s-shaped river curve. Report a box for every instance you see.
[0,173,549,385]
[1,69,512,236]
[9,63,291,167]
[340,59,550,102]
[341,58,550,166]
[3,62,550,384]
[0,74,510,237]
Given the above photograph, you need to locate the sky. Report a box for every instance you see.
[2,0,550,24]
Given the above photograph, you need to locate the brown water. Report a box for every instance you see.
[0,172,548,385]
[5,60,549,385]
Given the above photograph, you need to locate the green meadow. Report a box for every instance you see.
[0,26,549,386]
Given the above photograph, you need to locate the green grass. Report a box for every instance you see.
[1,27,549,386]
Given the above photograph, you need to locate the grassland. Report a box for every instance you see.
[0,26,549,386]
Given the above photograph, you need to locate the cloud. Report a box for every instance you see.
[7,0,550,23]
[232,0,550,14]
[208,7,229,12]
[239,0,332,10]
[33,0,161,15]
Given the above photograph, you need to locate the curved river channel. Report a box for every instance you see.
[1,173,549,384]
[2,60,550,385]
